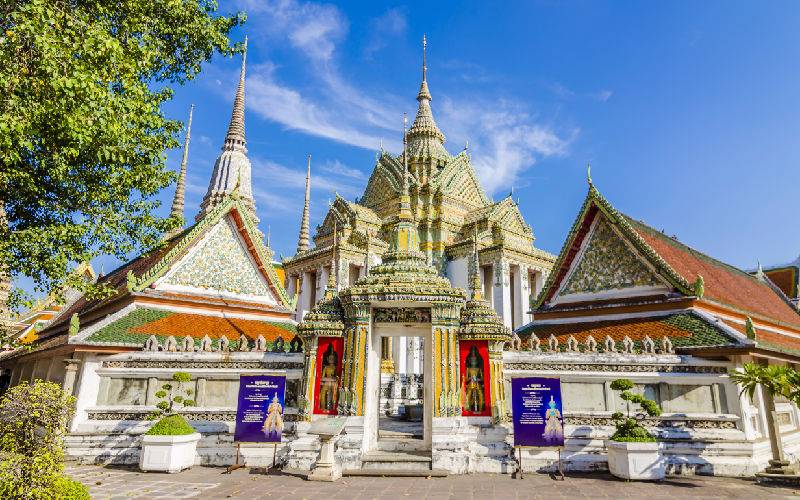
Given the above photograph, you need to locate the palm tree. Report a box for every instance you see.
[729,363,800,473]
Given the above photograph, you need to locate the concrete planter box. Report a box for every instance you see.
[606,440,664,481]
[139,433,201,473]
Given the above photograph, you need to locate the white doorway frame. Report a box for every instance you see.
[363,320,432,452]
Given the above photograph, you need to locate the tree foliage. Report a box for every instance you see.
[609,378,661,443]
[0,0,245,314]
[729,363,800,405]
[0,380,83,499]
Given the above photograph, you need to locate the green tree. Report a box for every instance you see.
[0,0,245,326]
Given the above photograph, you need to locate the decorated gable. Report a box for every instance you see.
[557,216,668,300]
[157,215,277,304]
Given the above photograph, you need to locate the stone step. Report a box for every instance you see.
[343,468,448,477]
[376,438,428,452]
[360,451,432,472]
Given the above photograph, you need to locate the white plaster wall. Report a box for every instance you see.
[446,257,469,291]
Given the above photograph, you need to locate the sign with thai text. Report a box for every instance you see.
[511,377,564,447]
[233,375,286,443]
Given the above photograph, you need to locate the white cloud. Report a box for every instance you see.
[439,97,573,194]
[321,159,365,180]
[229,0,572,196]
[250,157,361,198]
[364,8,407,58]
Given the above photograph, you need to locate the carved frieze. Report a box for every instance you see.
[102,360,304,370]
[373,307,431,323]
[503,362,727,374]
[564,415,737,429]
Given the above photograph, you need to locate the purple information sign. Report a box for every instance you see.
[511,377,564,447]
[233,375,286,443]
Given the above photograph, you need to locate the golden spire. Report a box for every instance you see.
[296,154,311,253]
[325,222,337,294]
[408,34,447,160]
[166,104,193,239]
[470,226,482,301]
[225,36,247,150]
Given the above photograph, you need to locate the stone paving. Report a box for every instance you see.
[66,465,800,499]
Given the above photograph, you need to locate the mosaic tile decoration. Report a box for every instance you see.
[560,217,662,296]
[164,217,273,298]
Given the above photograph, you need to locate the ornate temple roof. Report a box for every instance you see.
[297,283,345,338]
[80,306,296,349]
[516,312,742,353]
[35,193,292,345]
[529,181,800,359]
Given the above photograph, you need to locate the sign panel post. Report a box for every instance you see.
[227,375,287,473]
[511,377,565,480]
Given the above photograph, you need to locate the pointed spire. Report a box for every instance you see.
[225,36,247,151]
[166,104,193,239]
[324,222,338,297]
[470,226,482,301]
[197,37,257,222]
[296,155,312,253]
[364,230,372,276]
[407,34,447,161]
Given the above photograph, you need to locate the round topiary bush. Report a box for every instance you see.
[145,414,196,436]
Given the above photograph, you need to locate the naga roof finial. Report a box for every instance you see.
[587,162,592,186]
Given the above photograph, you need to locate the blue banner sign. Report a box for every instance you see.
[511,377,564,447]
[234,375,286,443]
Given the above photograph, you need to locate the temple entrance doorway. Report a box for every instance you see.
[363,320,432,454]
[378,335,424,444]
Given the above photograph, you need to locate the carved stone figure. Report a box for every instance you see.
[317,343,340,412]
[461,346,485,413]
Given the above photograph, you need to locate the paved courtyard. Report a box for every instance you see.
[66,465,800,499]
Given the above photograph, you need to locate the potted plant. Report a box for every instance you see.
[139,372,200,473]
[605,378,664,480]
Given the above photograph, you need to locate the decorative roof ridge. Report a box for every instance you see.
[534,184,692,310]
[131,193,293,310]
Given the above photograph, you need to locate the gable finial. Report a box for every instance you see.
[267,225,271,248]
[587,162,592,186]
[756,259,765,279]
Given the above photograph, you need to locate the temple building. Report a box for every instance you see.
[512,181,800,475]
[283,39,554,414]
[0,35,798,478]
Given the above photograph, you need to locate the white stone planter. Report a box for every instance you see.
[139,433,201,473]
[606,440,664,480]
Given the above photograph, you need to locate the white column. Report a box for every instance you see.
[316,266,327,305]
[520,265,532,324]
[394,335,408,374]
[492,259,512,329]
[296,272,312,321]
[514,264,527,329]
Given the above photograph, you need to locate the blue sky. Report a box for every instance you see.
[32,0,800,294]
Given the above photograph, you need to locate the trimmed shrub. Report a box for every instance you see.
[146,414,196,436]
[609,378,661,443]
